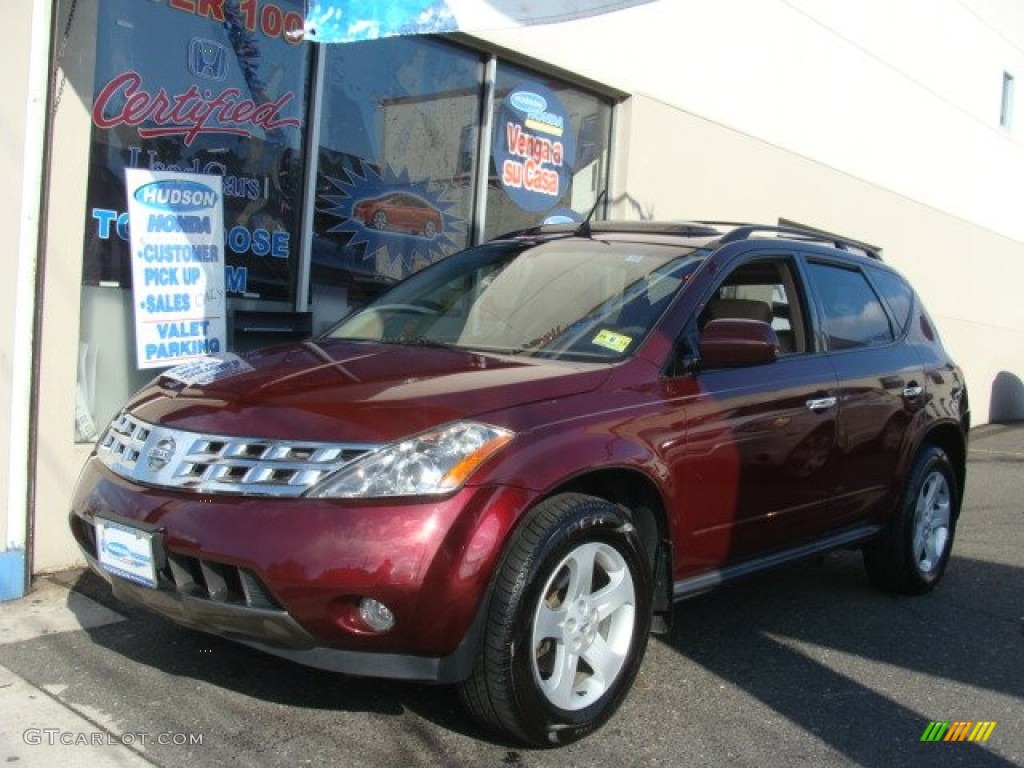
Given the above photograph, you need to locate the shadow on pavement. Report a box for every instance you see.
[654,550,1022,767]
[61,568,506,751]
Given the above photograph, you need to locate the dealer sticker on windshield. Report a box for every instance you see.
[592,329,632,353]
[95,518,158,588]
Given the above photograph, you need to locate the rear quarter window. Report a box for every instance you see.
[869,267,915,335]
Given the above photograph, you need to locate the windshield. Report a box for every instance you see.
[324,238,702,361]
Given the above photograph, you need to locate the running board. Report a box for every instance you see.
[672,525,883,600]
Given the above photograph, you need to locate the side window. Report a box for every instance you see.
[806,262,893,350]
[869,267,915,335]
[699,258,809,355]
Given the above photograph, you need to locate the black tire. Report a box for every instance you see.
[458,493,653,746]
[863,445,960,594]
[371,210,388,230]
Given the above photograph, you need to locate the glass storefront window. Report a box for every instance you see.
[311,37,484,315]
[76,0,311,440]
[83,0,311,302]
[484,65,613,240]
[72,6,615,441]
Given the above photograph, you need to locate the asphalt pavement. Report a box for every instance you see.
[2,424,1022,767]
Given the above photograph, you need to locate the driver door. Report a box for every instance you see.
[672,254,841,572]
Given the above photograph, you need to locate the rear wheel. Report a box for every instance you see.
[863,444,959,594]
[458,493,652,746]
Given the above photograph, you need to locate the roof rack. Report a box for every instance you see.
[701,221,883,260]
[495,220,883,260]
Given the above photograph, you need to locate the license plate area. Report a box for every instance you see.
[95,518,158,588]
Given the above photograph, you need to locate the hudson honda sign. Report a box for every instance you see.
[125,169,228,369]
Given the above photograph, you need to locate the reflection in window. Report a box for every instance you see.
[82,0,311,302]
[328,240,700,361]
[807,263,894,350]
[312,36,483,302]
[869,267,915,335]
[485,66,613,239]
[76,0,311,441]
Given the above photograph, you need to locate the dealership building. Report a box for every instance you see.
[3,0,1022,600]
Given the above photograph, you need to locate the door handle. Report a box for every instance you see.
[806,396,838,412]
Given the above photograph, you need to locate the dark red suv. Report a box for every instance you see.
[70,221,969,745]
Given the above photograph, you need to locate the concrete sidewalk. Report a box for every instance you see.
[0,578,155,766]
[1,423,1021,767]
[968,421,1024,461]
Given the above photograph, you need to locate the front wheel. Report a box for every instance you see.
[863,444,960,594]
[458,493,652,746]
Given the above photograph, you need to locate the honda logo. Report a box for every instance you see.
[188,38,228,81]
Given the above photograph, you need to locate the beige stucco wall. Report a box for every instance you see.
[32,0,98,572]
[0,2,35,553]
[612,96,1024,424]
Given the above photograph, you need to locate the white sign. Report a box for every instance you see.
[161,353,254,387]
[125,169,227,369]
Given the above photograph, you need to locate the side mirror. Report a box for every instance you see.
[698,319,779,369]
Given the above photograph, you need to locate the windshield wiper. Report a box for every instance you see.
[383,336,464,351]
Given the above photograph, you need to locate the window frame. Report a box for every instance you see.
[678,251,817,370]
[801,257,897,353]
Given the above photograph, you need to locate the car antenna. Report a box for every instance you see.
[575,190,608,238]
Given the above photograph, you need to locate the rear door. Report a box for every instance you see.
[801,257,926,527]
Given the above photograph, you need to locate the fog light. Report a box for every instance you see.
[358,598,396,632]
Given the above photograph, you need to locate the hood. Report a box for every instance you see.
[126,340,611,444]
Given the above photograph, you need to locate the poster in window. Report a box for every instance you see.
[125,169,227,369]
[83,0,310,302]
[492,83,576,213]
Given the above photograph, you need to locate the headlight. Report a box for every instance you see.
[305,421,514,499]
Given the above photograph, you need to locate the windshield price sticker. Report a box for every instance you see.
[592,329,632,353]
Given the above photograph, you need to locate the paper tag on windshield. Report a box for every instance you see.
[592,329,632,353]
[161,353,253,387]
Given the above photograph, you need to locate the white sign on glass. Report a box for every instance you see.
[125,169,227,370]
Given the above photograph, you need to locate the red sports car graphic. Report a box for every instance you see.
[352,192,442,238]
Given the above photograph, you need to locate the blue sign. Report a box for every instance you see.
[492,83,576,213]
[302,1,658,43]
[133,179,219,212]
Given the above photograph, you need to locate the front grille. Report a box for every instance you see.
[164,551,281,609]
[77,515,282,610]
[96,412,378,497]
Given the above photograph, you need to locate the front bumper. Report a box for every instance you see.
[70,457,531,682]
